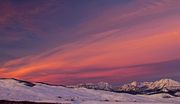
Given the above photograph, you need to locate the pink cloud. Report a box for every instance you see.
[1,0,180,84]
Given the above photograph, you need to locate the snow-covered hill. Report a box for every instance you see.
[0,78,179,104]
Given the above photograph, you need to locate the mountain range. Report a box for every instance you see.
[70,79,180,96]
[115,79,180,96]
[0,78,179,104]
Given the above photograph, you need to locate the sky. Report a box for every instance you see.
[0,0,180,85]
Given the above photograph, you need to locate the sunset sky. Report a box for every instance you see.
[0,0,180,85]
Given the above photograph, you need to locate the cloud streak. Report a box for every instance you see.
[0,0,180,84]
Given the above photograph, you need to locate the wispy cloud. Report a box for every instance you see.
[0,0,180,84]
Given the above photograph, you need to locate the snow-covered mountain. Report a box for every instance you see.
[116,79,180,95]
[0,78,179,104]
[68,82,112,91]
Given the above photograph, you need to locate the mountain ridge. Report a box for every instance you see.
[0,78,179,104]
[1,78,180,92]
[115,78,180,96]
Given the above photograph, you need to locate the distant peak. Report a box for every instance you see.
[130,81,139,86]
[158,78,176,83]
[152,78,180,88]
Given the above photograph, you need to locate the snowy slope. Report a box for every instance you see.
[0,78,179,104]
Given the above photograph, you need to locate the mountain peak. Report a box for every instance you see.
[150,78,180,89]
[157,78,179,84]
[130,81,139,86]
[157,78,177,83]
